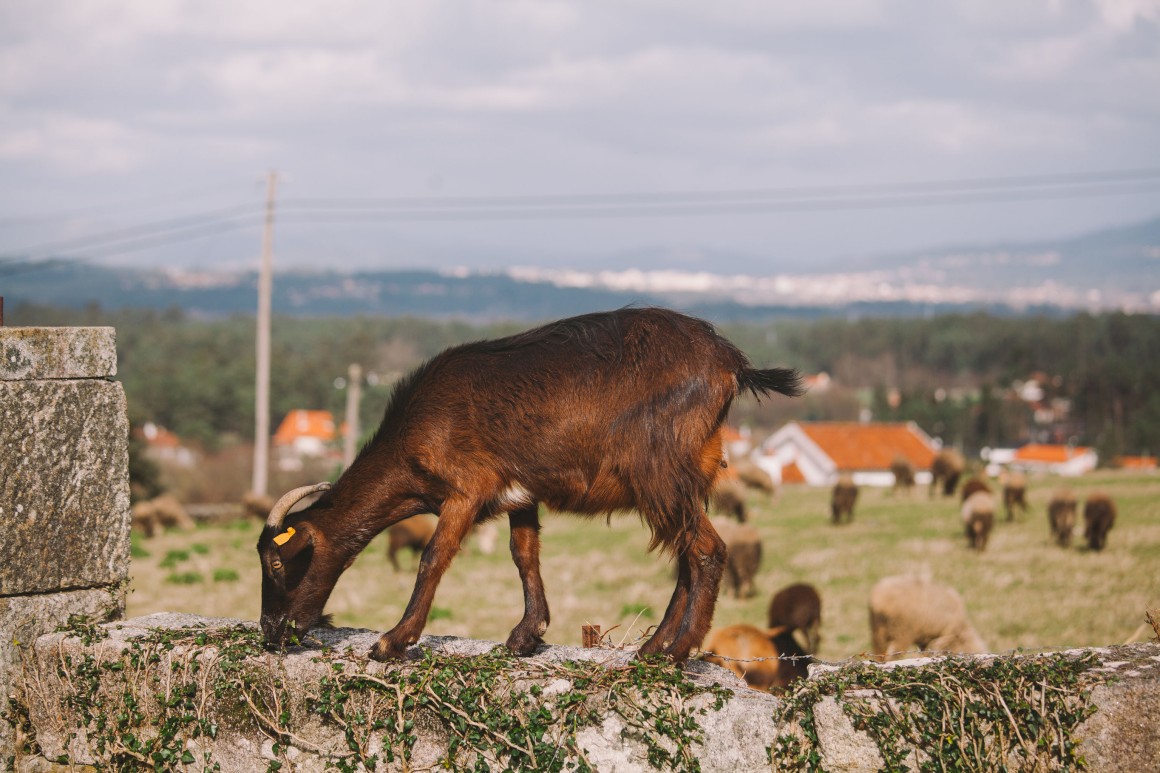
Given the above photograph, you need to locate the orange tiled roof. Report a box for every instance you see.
[797,422,936,471]
[1113,455,1157,470]
[273,410,337,444]
[1012,444,1093,463]
[781,461,806,484]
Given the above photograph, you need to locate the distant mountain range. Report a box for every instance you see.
[4,216,1158,322]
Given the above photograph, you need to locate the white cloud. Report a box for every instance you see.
[0,112,147,172]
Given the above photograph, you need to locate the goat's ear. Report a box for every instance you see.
[276,522,316,562]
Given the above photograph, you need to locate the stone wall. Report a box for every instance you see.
[0,327,130,759]
[13,614,1160,772]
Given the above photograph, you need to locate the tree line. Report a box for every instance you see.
[14,302,1160,462]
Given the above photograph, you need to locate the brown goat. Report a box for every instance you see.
[929,448,965,498]
[890,456,916,495]
[387,514,438,571]
[1048,488,1077,547]
[767,582,822,654]
[961,491,995,551]
[1001,471,1028,522]
[256,308,801,663]
[830,474,858,525]
[1083,491,1117,551]
[702,623,811,693]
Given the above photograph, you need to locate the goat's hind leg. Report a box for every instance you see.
[637,551,691,658]
[505,503,550,656]
[659,511,727,663]
[370,497,479,661]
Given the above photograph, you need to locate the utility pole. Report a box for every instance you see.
[252,170,278,497]
[343,363,363,471]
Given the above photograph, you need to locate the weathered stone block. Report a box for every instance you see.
[0,380,129,596]
[0,328,116,381]
[0,589,122,758]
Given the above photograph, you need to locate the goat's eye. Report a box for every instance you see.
[271,559,283,571]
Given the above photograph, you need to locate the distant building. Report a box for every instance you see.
[754,421,938,487]
[137,422,197,468]
[1113,455,1157,471]
[273,410,338,470]
[993,443,1099,477]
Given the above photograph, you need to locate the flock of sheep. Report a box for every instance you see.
[695,450,1120,695]
[129,449,1120,696]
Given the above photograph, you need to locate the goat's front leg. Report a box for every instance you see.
[505,503,550,655]
[370,497,479,661]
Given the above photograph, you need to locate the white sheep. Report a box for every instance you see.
[869,574,987,660]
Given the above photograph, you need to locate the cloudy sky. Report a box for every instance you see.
[1,0,1159,275]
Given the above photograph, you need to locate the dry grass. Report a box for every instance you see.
[127,470,1160,661]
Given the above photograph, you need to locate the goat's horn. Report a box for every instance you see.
[266,482,332,529]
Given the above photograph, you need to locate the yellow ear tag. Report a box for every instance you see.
[273,527,296,546]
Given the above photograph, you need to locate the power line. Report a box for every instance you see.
[281,167,1160,210]
[1,167,1157,266]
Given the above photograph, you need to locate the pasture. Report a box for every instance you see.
[127,471,1160,662]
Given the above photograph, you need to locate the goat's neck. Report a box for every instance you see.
[315,469,426,557]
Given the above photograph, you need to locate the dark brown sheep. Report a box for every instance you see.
[1083,491,1117,551]
[929,448,965,498]
[890,456,916,495]
[830,474,858,525]
[1047,488,1078,547]
[961,491,995,551]
[387,514,439,571]
[1001,471,1028,522]
[701,623,811,693]
[767,582,822,654]
[257,307,801,664]
[959,475,992,503]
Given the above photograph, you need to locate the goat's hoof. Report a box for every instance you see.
[505,631,544,657]
[368,636,407,662]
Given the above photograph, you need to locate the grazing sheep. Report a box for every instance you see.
[710,478,749,522]
[1001,471,1028,522]
[767,582,822,654]
[959,475,992,503]
[1083,492,1117,551]
[472,521,499,555]
[258,307,802,663]
[830,474,858,525]
[241,491,276,520]
[734,460,776,496]
[131,493,195,538]
[961,491,995,551]
[387,514,439,571]
[1047,488,1078,547]
[890,456,916,495]
[702,623,811,693]
[929,448,965,498]
[711,517,763,599]
[869,575,987,660]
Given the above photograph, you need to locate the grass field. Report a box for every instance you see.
[126,470,1160,662]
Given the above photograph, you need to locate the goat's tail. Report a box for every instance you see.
[738,367,805,401]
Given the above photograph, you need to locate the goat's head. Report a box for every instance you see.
[257,482,340,648]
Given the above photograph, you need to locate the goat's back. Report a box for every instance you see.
[361,308,797,542]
